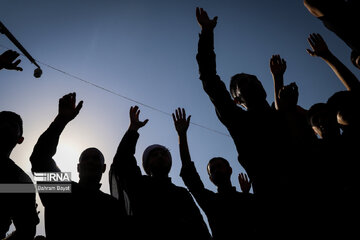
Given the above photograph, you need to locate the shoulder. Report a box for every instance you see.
[0,158,33,183]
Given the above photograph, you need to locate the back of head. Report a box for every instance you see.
[327,90,360,127]
[142,144,172,177]
[230,73,267,109]
[0,111,23,153]
[78,147,105,183]
[307,103,339,139]
[207,157,232,187]
[0,111,23,136]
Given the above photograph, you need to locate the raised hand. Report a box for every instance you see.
[238,173,251,194]
[306,33,331,58]
[129,105,148,131]
[270,54,287,77]
[0,50,23,71]
[57,92,83,123]
[196,7,218,31]
[172,108,191,136]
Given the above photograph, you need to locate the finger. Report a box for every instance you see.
[187,115,191,125]
[72,92,77,109]
[244,174,249,182]
[306,49,314,56]
[172,113,176,123]
[135,109,140,120]
[13,59,21,67]
[307,37,315,47]
[176,108,180,120]
[181,108,186,119]
[315,33,322,42]
[142,119,149,126]
[196,7,200,18]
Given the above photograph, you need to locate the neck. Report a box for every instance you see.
[0,147,12,159]
[78,179,101,190]
[247,101,270,111]
[217,179,233,189]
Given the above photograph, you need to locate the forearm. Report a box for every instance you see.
[322,52,360,91]
[197,29,217,79]
[30,116,67,172]
[114,129,139,163]
[112,129,141,178]
[180,161,205,192]
[178,132,192,166]
[272,74,284,110]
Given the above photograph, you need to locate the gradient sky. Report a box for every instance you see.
[1,0,358,237]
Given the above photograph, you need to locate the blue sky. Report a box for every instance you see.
[1,0,358,237]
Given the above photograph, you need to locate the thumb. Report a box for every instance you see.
[306,49,314,56]
[75,100,83,114]
[187,115,191,124]
[143,119,149,126]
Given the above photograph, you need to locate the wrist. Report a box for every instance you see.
[178,132,187,138]
[128,124,139,132]
[54,115,70,125]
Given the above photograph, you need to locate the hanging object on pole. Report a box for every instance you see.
[0,21,42,78]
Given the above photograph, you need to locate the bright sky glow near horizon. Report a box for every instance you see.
[1,0,358,237]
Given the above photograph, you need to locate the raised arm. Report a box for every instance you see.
[174,108,214,213]
[307,33,360,91]
[196,8,243,129]
[30,92,83,173]
[111,106,148,184]
[0,50,23,71]
[172,108,192,166]
[270,55,286,110]
[196,7,218,80]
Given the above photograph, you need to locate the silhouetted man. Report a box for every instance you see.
[195,7,300,238]
[30,93,127,240]
[110,105,211,240]
[1,51,38,240]
[173,107,256,240]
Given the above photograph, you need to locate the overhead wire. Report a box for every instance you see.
[0,43,230,137]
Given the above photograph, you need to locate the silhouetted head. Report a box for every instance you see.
[230,73,267,110]
[207,157,232,187]
[327,91,360,127]
[307,103,340,139]
[278,82,299,110]
[0,111,24,157]
[142,144,172,177]
[77,147,106,184]
[351,50,360,70]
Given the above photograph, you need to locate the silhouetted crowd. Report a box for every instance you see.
[1,1,359,239]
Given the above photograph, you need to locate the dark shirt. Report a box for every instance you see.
[180,162,256,240]
[0,157,39,240]
[110,129,212,240]
[30,120,127,240]
[196,29,306,238]
[196,30,290,196]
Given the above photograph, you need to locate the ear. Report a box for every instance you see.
[102,164,106,173]
[209,175,214,184]
[17,136,24,144]
[312,126,322,138]
[77,163,80,173]
[229,166,233,175]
